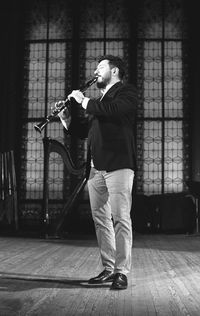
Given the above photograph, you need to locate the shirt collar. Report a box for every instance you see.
[100,80,121,97]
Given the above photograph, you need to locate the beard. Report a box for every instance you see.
[96,80,107,89]
[96,72,112,89]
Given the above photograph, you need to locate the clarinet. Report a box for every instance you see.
[34,75,98,133]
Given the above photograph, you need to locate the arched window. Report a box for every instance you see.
[20,0,190,223]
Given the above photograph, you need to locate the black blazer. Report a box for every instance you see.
[68,81,137,172]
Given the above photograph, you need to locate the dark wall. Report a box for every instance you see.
[187,2,200,182]
[0,0,24,153]
[132,193,196,234]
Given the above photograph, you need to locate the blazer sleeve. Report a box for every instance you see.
[66,115,89,139]
[85,84,137,117]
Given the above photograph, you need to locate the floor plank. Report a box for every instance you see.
[1,234,200,315]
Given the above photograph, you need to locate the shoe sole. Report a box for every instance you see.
[110,285,127,290]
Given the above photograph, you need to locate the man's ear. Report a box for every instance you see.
[112,67,119,76]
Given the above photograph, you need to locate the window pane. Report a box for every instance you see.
[164,0,188,39]
[83,42,104,99]
[25,43,46,119]
[24,123,44,199]
[138,0,162,39]
[48,42,69,103]
[143,41,162,118]
[49,0,72,40]
[164,42,183,118]
[24,0,48,40]
[164,121,183,192]
[143,121,162,194]
[106,0,129,38]
[80,0,104,38]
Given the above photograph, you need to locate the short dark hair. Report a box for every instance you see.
[98,55,125,80]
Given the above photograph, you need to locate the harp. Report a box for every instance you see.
[42,137,89,238]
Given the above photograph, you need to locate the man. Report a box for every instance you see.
[59,55,137,290]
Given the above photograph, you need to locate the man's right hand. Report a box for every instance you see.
[57,108,70,120]
[51,100,70,119]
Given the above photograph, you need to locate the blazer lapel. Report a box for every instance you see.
[100,81,123,101]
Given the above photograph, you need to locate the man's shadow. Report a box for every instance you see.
[0,272,110,291]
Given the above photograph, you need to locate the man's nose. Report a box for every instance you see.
[94,69,99,76]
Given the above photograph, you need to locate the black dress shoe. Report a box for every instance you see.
[110,273,128,290]
[88,270,114,284]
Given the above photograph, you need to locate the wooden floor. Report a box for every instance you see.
[1,233,200,316]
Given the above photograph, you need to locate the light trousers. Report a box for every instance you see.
[87,167,134,275]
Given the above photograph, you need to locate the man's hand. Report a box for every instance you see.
[51,101,70,119]
[68,90,84,104]
[57,108,70,120]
